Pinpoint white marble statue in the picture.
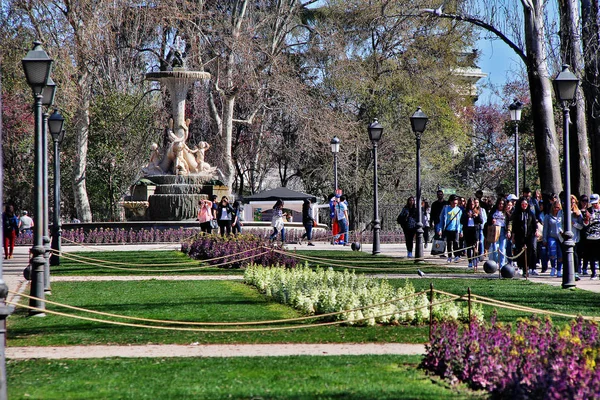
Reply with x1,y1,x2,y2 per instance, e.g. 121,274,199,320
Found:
145,118,216,177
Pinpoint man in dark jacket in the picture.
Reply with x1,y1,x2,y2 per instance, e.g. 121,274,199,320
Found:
430,190,447,236
507,197,538,276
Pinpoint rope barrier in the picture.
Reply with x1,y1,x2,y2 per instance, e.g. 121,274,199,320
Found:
10,289,429,326
56,250,270,272
6,296,456,333
54,246,263,267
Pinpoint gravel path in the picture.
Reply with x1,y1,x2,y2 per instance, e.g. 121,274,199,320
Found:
6,343,426,360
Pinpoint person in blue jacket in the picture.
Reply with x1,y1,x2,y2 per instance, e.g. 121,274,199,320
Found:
436,194,463,263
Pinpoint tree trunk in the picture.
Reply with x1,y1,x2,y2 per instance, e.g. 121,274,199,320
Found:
581,0,600,193
558,0,592,196
72,69,93,222
522,0,563,195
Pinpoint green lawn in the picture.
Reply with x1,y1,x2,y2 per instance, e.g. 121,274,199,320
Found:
7,355,482,399
54,249,476,275
8,280,429,346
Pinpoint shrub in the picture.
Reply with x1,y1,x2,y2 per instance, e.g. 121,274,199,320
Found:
244,264,482,326
422,315,600,399
181,234,297,269
14,227,198,246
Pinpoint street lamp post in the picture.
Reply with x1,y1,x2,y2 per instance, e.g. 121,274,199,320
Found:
41,77,56,292
368,119,383,255
509,99,523,195
330,136,340,192
48,110,65,267
553,64,579,289
410,107,429,261
22,41,53,315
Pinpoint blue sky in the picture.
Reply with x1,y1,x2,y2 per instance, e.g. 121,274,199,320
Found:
475,37,524,106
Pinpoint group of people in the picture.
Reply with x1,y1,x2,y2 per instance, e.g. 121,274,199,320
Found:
397,187,600,279
2,205,34,259
197,195,243,237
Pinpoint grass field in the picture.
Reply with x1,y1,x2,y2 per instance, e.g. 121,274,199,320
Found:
9,248,598,399
53,249,477,276
7,355,482,399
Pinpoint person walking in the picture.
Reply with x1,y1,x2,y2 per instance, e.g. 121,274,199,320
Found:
583,194,600,280
569,195,584,278
460,198,483,269
19,210,34,235
335,195,350,246
486,197,509,268
232,200,243,235
2,205,19,259
543,200,564,277
474,198,487,261
437,194,463,263
197,199,214,234
300,198,316,246
398,196,419,258
270,199,287,243
216,196,234,236
422,200,431,248
430,190,448,237
507,197,538,276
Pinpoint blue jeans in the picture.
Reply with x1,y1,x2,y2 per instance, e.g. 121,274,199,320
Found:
270,227,285,242
489,227,507,267
336,218,349,244
548,237,563,272
302,222,313,241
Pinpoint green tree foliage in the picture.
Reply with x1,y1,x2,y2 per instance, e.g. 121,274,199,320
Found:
87,92,158,220
1,92,34,210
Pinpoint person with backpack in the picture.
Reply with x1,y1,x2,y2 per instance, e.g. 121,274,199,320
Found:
2,205,19,259
398,196,419,258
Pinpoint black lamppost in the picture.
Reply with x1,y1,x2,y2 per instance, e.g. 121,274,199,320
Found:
509,99,523,195
48,110,65,267
410,107,429,261
41,77,56,293
330,136,340,192
553,64,579,289
22,41,53,315
368,119,383,255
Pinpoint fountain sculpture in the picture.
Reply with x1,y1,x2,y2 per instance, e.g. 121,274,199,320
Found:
122,39,228,221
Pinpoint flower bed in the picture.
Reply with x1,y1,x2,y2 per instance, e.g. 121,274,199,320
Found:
244,264,483,326
15,227,198,245
422,315,600,399
181,234,297,269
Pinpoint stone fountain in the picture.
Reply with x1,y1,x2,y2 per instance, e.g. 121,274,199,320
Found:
122,41,228,221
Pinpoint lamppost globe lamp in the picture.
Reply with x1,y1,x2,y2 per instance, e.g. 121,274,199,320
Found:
48,109,65,137
22,40,53,315
410,107,428,134
330,136,340,192
410,107,428,261
368,119,383,255
509,99,523,121
553,64,579,289
368,120,383,142
553,64,579,102
49,109,65,267
508,99,524,196
41,77,56,107
330,136,340,153
21,41,53,96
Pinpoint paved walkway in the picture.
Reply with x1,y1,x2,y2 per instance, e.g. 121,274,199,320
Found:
6,343,426,359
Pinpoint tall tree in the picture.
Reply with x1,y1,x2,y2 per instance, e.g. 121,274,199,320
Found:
425,0,567,196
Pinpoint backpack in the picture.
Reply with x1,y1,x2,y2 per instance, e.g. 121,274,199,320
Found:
4,214,18,234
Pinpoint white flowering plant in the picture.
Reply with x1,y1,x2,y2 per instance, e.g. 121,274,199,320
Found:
244,264,483,326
